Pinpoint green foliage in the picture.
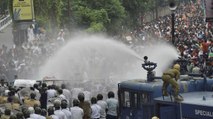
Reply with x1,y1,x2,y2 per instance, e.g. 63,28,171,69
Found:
33,0,63,31
72,0,126,35
0,0,8,13
86,22,106,33
121,0,157,29
6,0,165,35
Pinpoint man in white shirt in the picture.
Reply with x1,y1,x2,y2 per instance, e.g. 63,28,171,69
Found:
70,99,84,119
61,100,72,119
61,84,72,103
54,100,67,119
47,85,57,99
97,94,107,119
23,110,34,119
48,106,59,119
91,97,101,119
30,107,46,119
58,89,67,101
33,84,41,100
106,91,118,119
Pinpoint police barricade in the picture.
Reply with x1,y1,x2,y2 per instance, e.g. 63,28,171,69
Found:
0,15,12,31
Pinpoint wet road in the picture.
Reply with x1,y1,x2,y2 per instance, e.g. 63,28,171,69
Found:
0,25,14,48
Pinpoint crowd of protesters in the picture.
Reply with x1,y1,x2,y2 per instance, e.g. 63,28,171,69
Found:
125,1,213,76
0,24,66,83
0,79,119,119
0,1,212,84
0,0,213,118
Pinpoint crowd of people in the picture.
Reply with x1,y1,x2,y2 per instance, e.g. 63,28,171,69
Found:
126,1,213,76
0,80,119,119
0,25,66,83
0,0,213,118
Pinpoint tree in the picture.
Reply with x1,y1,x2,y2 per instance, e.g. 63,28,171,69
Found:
34,0,63,32
71,0,126,35
121,0,156,29
0,0,8,14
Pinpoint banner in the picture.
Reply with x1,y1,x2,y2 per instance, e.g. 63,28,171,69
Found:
13,0,34,21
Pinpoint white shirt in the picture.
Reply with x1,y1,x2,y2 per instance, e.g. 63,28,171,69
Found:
106,98,118,116
50,115,60,119
47,89,57,99
63,89,71,100
34,89,41,100
91,104,101,119
70,106,84,119
30,113,46,119
59,94,66,100
83,91,91,101
54,110,67,119
61,108,72,119
97,100,107,118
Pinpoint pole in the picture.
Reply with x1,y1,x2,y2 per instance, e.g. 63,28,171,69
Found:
171,12,175,45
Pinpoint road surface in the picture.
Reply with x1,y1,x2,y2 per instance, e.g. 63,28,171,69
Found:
0,24,14,48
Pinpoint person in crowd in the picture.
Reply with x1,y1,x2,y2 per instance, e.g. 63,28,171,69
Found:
162,64,183,101
1,109,11,119
151,116,159,119
28,107,35,118
41,109,47,117
106,91,118,119
40,83,48,109
23,110,32,119
33,84,41,100
9,115,17,119
78,92,91,119
97,94,107,119
5,94,20,111
47,106,59,119
58,89,66,101
70,99,84,119
47,85,57,99
30,107,46,119
24,93,40,107
61,100,72,119
54,100,67,119
16,112,24,119
61,84,71,106
91,97,101,119
0,90,8,104
192,64,201,74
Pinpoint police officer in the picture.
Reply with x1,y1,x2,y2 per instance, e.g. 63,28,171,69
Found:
78,92,91,119
24,93,40,107
162,64,183,101
1,109,11,119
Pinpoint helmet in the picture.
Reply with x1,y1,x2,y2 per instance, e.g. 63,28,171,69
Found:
152,116,159,119
173,64,180,71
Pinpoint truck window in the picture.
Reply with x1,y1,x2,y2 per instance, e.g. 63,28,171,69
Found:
132,93,138,108
140,92,151,105
124,91,130,107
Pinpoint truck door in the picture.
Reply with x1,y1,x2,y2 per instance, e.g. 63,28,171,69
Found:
119,90,132,119
160,106,176,119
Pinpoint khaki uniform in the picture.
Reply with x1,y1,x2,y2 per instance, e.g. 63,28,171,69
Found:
1,115,10,119
0,96,7,104
46,116,53,119
162,68,180,97
5,103,20,111
79,101,92,119
24,98,41,107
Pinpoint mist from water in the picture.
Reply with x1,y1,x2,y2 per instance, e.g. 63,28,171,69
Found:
38,34,179,96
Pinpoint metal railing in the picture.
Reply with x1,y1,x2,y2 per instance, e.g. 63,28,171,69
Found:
0,15,12,31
